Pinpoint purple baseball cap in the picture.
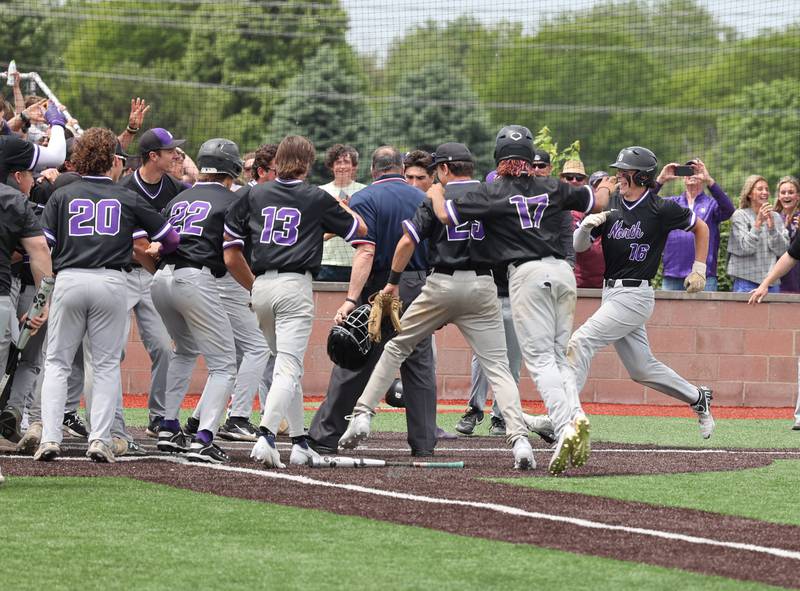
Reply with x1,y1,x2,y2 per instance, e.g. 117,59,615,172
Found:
138,127,186,155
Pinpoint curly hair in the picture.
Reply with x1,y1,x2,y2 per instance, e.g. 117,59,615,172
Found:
252,143,278,181
324,144,359,170
72,127,116,176
497,159,535,177
403,149,432,171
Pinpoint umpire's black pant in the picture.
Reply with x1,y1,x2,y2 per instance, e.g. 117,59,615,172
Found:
309,270,437,453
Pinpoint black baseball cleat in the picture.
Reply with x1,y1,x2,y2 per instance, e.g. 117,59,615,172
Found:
186,439,230,464
62,411,89,438
157,429,190,453
146,416,164,439
184,416,199,436
455,406,484,435
692,386,715,439
217,416,259,442
0,405,23,441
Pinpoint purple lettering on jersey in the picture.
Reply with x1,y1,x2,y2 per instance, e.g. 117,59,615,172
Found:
260,206,301,246
509,194,549,230
68,198,121,236
68,198,94,236
169,200,211,236
607,219,644,240
446,220,485,241
628,243,650,262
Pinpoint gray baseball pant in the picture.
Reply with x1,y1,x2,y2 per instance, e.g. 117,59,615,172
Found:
124,266,172,421
151,265,236,435
40,269,128,445
0,295,11,377
566,284,698,405
468,295,521,418
251,271,313,438
508,257,583,439
354,271,528,444
217,273,269,420
7,285,46,412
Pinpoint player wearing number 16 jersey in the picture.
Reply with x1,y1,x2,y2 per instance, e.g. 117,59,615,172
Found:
150,138,243,464
35,128,178,463
430,126,614,475
224,135,366,468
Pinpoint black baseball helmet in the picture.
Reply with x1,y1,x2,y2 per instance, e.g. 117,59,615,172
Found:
493,125,535,164
384,378,405,408
609,146,657,186
327,304,372,370
197,138,243,179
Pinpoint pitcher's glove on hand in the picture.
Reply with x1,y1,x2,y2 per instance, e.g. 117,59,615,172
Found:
684,261,707,293
367,292,403,342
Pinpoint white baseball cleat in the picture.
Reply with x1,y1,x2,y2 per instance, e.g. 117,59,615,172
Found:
571,413,591,468
33,441,62,462
17,421,43,454
512,437,535,470
86,439,116,463
250,434,286,469
549,424,578,476
522,413,556,445
338,412,374,449
289,439,321,466
692,386,715,439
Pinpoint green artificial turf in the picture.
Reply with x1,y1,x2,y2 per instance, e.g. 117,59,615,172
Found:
121,408,800,449
0,476,783,591
495,460,800,527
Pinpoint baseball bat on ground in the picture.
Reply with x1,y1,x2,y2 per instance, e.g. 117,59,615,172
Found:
309,456,465,469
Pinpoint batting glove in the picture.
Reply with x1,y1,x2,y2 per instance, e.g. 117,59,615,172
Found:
581,209,613,229
684,261,707,293
44,102,66,128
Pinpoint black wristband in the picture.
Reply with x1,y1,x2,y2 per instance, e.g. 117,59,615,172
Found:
387,269,402,285
345,297,358,306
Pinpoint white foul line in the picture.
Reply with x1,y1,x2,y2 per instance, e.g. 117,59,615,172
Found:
11,454,800,562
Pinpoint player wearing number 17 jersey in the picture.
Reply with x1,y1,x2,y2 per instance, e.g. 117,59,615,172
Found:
150,138,243,464
224,135,366,468
35,128,178,463
430,126,614,475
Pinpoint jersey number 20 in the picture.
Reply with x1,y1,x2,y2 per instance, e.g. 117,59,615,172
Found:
68,198,121,236
260,206,301,246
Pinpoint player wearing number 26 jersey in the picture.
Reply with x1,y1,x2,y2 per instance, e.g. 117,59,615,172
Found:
432,126,613,475
35,128,178,464
150,138,244,464
224,135,365,469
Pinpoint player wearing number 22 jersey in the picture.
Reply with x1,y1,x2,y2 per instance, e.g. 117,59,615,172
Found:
36,127,178,463
223,135,365,469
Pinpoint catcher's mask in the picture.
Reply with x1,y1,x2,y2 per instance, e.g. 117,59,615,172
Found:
327,304,372,370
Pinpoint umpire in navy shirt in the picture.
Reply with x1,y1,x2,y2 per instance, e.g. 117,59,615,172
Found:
309,146,437,455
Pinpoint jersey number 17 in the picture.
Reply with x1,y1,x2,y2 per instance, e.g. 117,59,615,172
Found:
509,194,549,229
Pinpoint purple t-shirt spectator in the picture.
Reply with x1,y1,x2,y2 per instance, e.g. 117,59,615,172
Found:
781,211,800,292
659,183,734,278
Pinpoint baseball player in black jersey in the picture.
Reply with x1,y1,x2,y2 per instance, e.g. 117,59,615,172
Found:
338,143,535,469
569,146,714,440
0,101,68,185
34,128,178,463
120,127,186,435
224,135,366,468
149,138,244,463
430,126,615,475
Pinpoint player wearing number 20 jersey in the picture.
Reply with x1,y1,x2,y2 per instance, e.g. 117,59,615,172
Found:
35,127,179,463
150,139,244,464
224,135,365,469
438,126,611,475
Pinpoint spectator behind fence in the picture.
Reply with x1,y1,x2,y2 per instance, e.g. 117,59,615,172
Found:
317,144,365,282
727,175,788,293
774,176,800,293
657,159,734,291
565,162,604,288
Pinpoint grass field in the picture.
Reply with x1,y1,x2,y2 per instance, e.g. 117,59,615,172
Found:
2,409,798,590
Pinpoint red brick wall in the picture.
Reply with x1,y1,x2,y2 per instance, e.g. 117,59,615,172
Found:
122,288,800,407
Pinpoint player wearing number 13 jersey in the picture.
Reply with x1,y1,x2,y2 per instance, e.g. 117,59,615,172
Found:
567,146,715,441
432,126,614,475
36,128,178,463
223,135,366,468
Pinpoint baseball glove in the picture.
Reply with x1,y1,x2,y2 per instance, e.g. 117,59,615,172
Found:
367,292,403,342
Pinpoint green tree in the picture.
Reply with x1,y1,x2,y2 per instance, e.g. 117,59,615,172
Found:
0,1,63,72
382,62,494,175
269,45,372,184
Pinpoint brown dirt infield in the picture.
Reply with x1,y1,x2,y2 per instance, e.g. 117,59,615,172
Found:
3,431,800,589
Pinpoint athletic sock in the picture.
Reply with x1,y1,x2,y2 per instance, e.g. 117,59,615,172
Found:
196,429,213,445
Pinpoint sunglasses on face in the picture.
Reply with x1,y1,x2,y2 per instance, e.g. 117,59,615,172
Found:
531,162,549,169
562,174,586,182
